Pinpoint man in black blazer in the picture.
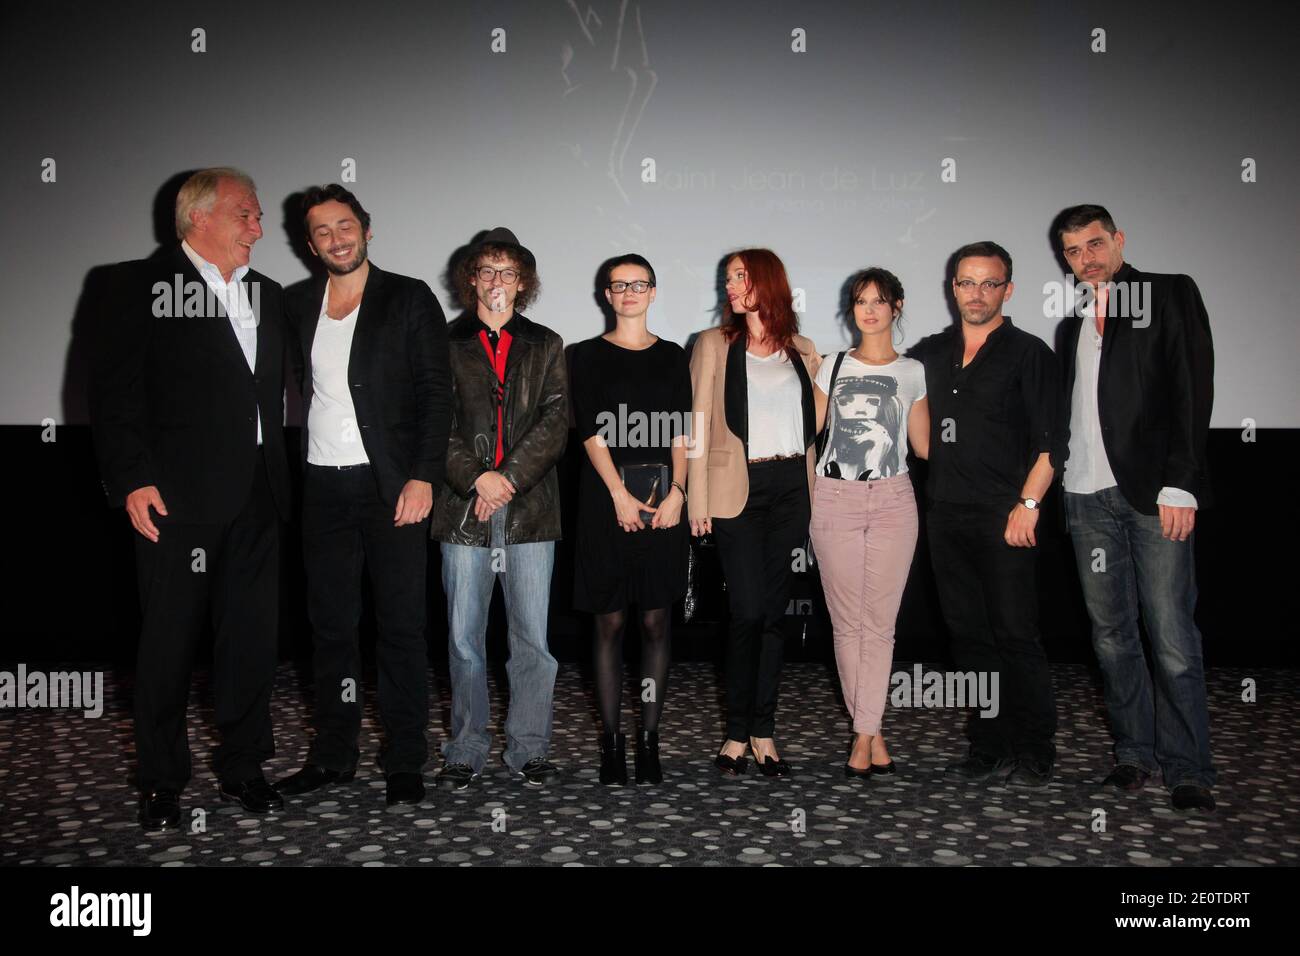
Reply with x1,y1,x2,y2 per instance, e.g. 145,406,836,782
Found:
1055,204,1216,812
276,185,451,808
92,167,293,829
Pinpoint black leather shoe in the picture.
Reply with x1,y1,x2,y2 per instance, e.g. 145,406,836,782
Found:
870,760,897,776
1103,765,1151,792
635,730,663,785
1006,757,1054,788
755,755,791,777
843,762,872,779
714,752,748,776
947,749,1016,782
1170,784,1216,812
274,763,356,796
138,789,181,831
385,772,426,807
218,776,284,813
599,732,628,786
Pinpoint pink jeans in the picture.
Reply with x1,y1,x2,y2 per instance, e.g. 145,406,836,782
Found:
809,474,919,735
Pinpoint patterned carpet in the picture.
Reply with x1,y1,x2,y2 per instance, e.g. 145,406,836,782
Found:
2,662,1296,867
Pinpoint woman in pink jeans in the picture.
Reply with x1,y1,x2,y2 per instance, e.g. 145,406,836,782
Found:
810,267,929,778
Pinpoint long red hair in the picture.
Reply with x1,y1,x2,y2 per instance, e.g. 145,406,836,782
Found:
720,248,799,350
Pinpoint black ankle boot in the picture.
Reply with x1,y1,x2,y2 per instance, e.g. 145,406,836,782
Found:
635,730,662,784
599,732,628,786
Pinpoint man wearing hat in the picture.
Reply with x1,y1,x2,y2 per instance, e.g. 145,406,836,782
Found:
430,228,569,789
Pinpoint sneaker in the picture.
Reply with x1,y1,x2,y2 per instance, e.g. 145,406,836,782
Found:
946,749,1016,782
435,763,480,792
512,758,561,787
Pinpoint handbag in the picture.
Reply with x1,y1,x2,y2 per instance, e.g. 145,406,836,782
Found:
618,462,669,524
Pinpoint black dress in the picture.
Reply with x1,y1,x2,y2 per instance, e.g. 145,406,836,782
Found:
571,336,692,614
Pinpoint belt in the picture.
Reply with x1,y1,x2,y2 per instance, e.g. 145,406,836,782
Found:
308,461,370,472
747,453,804,464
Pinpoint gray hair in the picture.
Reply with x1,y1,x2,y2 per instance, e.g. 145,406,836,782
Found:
174,167,257,239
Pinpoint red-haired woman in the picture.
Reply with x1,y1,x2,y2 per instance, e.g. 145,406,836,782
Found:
687,249,821,776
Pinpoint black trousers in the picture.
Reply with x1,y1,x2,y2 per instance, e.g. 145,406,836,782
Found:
302,464,430,775
133,450,279,792
711,458,809,741
926,500,1058,762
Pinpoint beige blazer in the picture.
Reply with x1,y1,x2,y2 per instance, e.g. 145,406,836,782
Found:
687,327,823,521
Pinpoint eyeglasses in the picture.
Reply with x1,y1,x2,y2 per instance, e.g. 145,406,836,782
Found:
608,280,653,294
476,266,519,284
954,279,1008,293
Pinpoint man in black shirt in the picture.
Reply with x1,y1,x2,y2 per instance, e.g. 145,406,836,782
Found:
911,241,1064,787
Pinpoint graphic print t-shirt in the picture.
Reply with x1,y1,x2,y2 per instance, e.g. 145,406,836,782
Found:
814,353,926,480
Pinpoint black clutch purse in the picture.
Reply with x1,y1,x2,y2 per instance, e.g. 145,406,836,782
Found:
618,462,669,524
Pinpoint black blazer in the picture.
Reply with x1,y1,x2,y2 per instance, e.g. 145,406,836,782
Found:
722,334,817,453
285,264,452,507
1058,261,1214,515
91,244,292,523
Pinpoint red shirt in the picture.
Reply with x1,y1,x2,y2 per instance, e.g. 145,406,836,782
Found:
478,325,513,467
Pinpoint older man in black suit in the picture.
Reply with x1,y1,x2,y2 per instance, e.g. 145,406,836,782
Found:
92,167,293,829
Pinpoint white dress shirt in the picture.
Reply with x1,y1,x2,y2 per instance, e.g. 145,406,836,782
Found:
181,239,262,445
1064,287,1196,508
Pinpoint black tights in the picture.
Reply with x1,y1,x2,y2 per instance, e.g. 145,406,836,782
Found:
592,607,671,734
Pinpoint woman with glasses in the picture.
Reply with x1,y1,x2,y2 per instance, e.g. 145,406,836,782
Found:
571,254,691,785
810,268,929,779
687,249,821,777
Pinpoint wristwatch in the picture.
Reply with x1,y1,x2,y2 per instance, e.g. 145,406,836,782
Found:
1019,497,1040,510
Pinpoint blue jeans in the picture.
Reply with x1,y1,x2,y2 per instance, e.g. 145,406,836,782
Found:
1065,487,1215,789
439,508,557,773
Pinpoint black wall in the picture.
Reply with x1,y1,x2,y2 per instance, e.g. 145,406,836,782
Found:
4,425,1293,669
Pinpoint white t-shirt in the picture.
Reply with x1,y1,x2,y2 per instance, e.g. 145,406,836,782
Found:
745,349,805,458
814,352,926,480
307,292,369,466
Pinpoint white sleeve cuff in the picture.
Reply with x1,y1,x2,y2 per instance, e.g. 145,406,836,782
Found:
1157,486,1198,509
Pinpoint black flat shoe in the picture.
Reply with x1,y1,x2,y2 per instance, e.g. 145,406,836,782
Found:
385,771,426,807
218,776,284,814
1103,765,1151,792
138,789,181,831
714,753,748,776
843,763,872,779
274,762,356,796
870,761,897,776
755,755,791,777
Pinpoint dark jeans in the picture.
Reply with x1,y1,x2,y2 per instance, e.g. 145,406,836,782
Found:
711,458,809,741
1065,487,1215,789
303,463,430,775
927,500,1058,763
133,450,279,792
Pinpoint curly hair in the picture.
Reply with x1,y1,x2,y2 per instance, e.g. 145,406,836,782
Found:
454,242,541,312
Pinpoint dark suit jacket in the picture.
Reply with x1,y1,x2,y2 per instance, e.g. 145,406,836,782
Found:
91,244,292,524
1058,261,1214,515
284,263,452,507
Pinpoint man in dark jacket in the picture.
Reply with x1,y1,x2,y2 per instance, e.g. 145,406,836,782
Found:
1055,204,1216,812
431,228,568,790
92,167,293,828
275,185,451,808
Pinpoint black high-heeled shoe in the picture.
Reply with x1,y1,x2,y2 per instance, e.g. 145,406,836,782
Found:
870,760,897,776
636,730,663,784
599,732,628,786
755,755,791,777
843,762,872,779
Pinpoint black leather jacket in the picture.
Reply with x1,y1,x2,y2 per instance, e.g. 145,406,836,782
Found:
430,311,568,546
